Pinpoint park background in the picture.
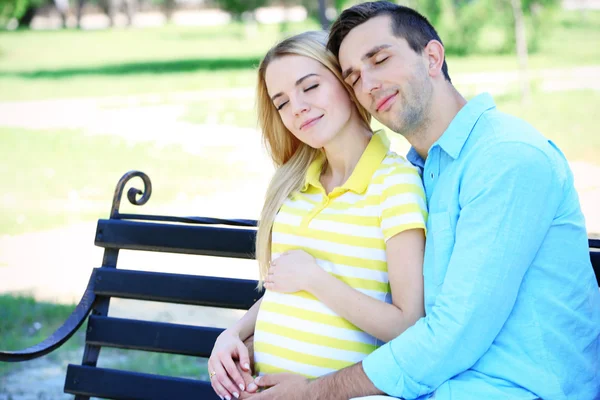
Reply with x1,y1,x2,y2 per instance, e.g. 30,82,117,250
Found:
1,0,599,397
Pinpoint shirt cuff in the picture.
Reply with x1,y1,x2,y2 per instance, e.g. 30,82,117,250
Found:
362,342,405,397
363,340,433,399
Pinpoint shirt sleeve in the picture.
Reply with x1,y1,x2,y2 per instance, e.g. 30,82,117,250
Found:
363,142,562,399
380,164,428,241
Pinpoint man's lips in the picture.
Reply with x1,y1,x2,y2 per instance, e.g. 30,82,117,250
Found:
376,92,398,112
300,115,323,130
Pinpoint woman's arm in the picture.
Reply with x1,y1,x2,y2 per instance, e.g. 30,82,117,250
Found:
227,297,263,342
209,298,263,399
308,228,425,343
265,228,425,343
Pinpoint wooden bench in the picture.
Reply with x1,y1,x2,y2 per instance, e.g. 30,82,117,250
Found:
1,170,599,399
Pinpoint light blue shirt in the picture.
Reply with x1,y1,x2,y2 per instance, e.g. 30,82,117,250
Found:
362,93,600,400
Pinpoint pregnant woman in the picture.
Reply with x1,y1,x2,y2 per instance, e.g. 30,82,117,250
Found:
208,30,427,400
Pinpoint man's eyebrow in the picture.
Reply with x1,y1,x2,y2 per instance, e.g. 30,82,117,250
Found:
364,44,392,60
342,44,392,80
271,73,319,101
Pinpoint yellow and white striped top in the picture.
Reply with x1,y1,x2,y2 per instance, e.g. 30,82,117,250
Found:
253,131,427,378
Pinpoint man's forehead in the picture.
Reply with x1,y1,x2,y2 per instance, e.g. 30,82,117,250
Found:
338,15,394,65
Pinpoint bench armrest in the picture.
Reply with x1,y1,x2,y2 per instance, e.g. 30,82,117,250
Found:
0,271,97,362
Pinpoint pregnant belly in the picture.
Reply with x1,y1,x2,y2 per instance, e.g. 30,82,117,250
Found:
253,291,379,378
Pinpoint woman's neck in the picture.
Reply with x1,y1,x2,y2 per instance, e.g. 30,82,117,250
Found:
320,121,373,193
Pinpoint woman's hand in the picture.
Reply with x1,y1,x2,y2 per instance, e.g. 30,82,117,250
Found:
208,329,254,399
264,250,324,293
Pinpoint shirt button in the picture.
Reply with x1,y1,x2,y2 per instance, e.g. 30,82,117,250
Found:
430,172,435,179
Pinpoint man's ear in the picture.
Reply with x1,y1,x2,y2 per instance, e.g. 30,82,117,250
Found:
424,40,445,78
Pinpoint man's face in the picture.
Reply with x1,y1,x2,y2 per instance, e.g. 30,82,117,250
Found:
338,15,433,136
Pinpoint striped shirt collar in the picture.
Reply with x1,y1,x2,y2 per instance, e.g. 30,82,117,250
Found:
302,130,390,194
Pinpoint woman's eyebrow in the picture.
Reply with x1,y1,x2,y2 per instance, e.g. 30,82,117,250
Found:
271,73,319,101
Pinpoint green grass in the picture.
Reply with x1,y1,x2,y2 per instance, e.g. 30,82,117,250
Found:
495,90,600,163
0,294,208,379
0,127,258,235
0,22,317,101
0,294,83,375
99,348,209,379
1,87,596,236
0,11,598,101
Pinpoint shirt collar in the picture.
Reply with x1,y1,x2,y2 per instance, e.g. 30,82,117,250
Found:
302,130,390,194
407,93,497,163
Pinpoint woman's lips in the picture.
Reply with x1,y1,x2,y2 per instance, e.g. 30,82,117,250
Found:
300,115,324,130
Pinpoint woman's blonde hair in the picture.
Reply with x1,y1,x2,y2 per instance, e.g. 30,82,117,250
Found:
255,30,371,287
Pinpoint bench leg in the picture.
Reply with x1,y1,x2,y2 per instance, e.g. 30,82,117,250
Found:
71,249,120,400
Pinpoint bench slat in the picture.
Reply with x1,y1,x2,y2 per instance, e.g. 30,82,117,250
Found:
87,316,222,357
95,219,256,258
64,365,218,399
591,250,600,286
94,268,261,309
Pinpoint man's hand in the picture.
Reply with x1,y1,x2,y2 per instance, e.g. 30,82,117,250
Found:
247,373,311,400
243,363,383,400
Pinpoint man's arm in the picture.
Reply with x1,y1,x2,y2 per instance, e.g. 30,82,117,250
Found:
360,142,562,398
251,362,384,400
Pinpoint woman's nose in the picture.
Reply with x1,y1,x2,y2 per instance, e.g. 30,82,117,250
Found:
292,100,310,116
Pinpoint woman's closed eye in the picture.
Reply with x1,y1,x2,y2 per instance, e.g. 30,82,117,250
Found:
276,101,288,111
375,56,389,65
304,84,319,92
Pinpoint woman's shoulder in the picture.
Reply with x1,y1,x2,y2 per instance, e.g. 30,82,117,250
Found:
376,151,421,177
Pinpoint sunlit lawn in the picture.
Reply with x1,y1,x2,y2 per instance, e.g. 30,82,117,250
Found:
0,11,598,101
0,126,259,235
0,10,598,236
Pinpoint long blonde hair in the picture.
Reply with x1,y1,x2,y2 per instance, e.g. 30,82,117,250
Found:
255,31,371,286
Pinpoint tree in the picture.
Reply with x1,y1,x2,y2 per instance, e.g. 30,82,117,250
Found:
511,0,531,103
213,0,268,21
1,0,44,28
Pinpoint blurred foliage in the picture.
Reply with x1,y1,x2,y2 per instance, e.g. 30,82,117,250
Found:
0,0,44,26
413,0,560,55
211,0,268,20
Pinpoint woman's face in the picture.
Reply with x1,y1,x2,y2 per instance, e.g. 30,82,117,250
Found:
265,54,355,149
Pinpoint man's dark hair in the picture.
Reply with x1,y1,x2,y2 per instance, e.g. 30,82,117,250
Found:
327,1,451,82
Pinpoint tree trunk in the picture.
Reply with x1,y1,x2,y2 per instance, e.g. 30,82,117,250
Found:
318,0,328,30
511,0,531,104
17,6,37,27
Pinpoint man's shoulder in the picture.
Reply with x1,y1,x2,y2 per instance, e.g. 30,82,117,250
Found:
468,109,564,166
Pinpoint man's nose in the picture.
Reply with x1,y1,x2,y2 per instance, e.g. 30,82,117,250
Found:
361,73,381,95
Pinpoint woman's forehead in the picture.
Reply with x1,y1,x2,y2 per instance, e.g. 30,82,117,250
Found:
265,55,329,91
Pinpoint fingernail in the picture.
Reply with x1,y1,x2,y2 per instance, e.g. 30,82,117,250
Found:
254,376,261,384
239,383,245,391
219,397,224,400
225,396,231,400
243,363,250,370
233,392,240,399
247,383,257,391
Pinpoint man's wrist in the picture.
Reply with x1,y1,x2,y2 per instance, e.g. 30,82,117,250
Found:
305,362,383,400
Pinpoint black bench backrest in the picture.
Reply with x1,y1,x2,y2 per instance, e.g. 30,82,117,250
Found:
64,218,259,400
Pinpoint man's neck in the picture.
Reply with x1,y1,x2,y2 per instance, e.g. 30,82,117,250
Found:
409,84,467,160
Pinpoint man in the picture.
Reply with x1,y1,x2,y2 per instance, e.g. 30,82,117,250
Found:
245,2,600,399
